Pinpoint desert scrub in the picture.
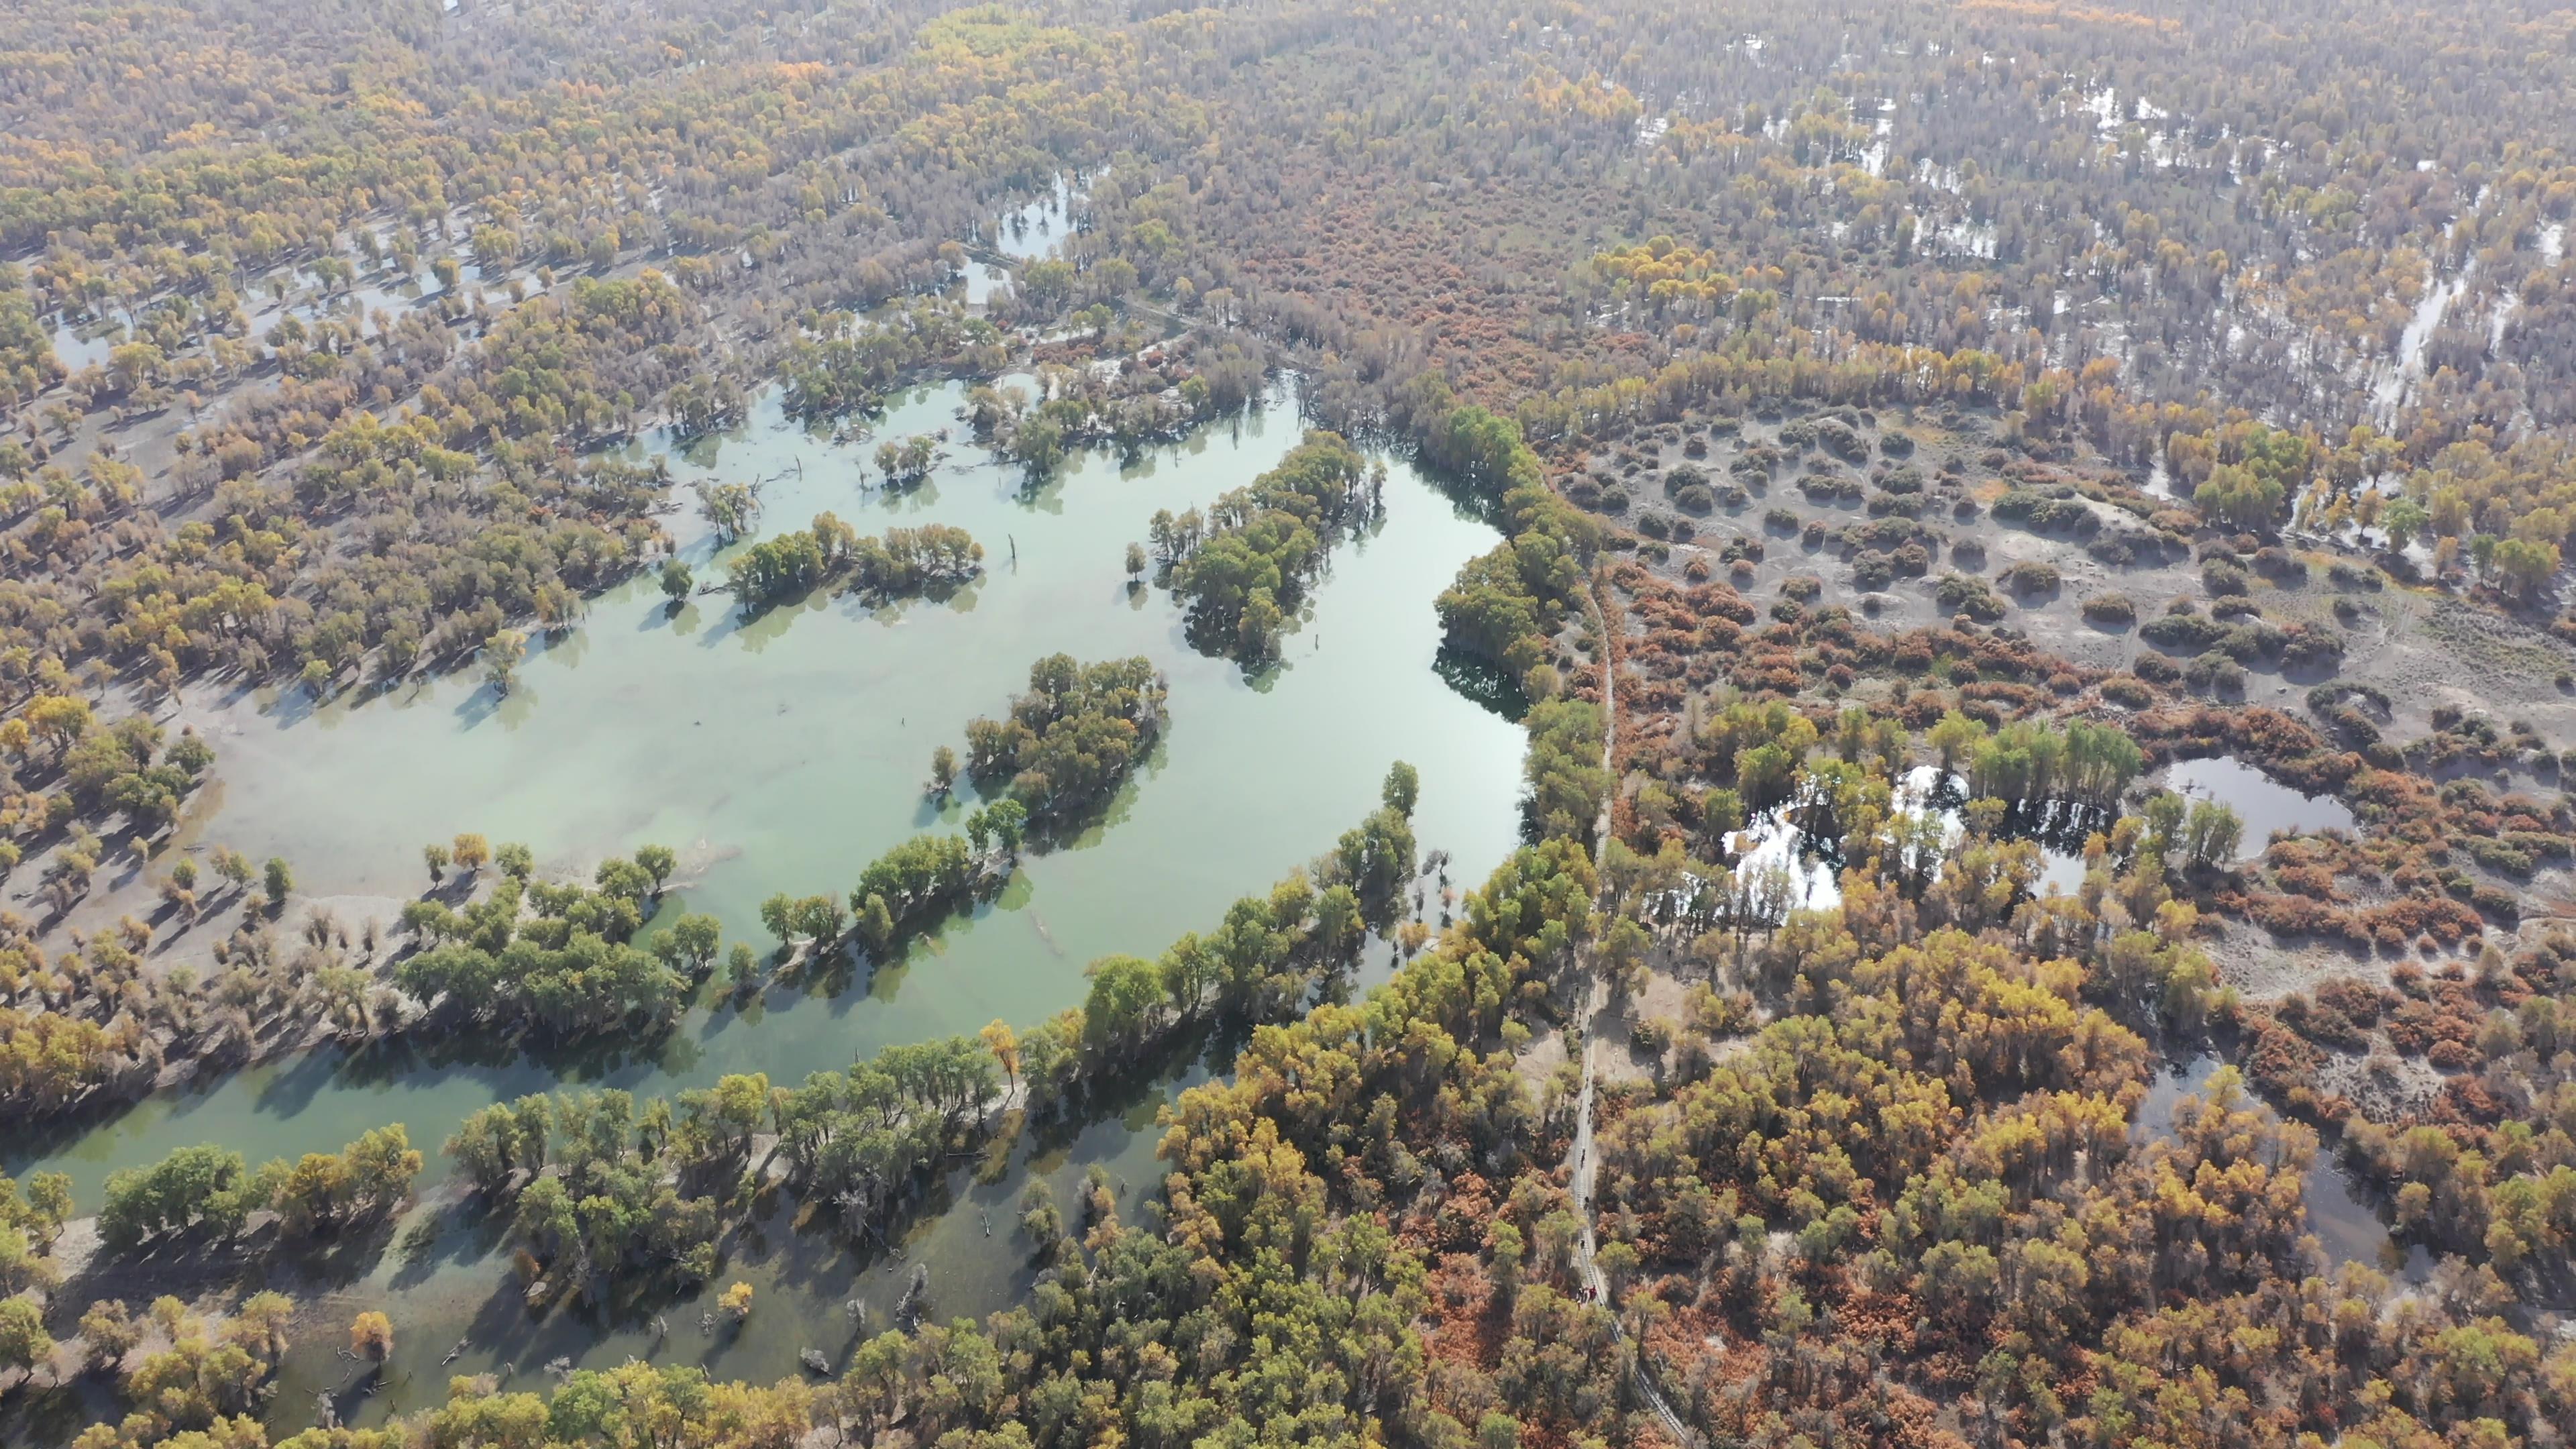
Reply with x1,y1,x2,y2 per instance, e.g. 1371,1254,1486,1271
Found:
2081,592,2137,625
1996,560,2060,595
1936,572,2006,622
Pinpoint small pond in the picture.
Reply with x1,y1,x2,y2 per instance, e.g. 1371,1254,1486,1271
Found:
2136,1054,2430,1283
2160,756,2355,858
1729,766,2092,910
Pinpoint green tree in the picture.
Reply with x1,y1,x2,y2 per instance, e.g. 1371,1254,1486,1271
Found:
483,628,529,694
658,912,721,976
2491,536,2559,598
2195,462,2286,531
2381,494,2430,552
1382,760,1420,817
2182,800,2243,868
1081,955,1162,1054
0,1297,53,1381
633,843,676,895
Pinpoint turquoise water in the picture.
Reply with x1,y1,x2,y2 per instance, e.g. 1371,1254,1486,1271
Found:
8,379,1532,1435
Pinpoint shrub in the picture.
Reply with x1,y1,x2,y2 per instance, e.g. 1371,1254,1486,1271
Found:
2141,611,2230,651
2184,649,2246,693
1817,419,1870,462
1997,560,2060,595
2278,626,2345,672
1992,489,2100,537
1935,573,2006,622
2088,534,2137,566
2081,593,2137,625
2253,546,2307,582
2101,675,2154,707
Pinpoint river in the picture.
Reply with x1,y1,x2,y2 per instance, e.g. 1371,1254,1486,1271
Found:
9,380,1530,1429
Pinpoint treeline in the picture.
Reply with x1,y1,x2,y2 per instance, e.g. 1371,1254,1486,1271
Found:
0,879,393,1122
1,274,705,733
1154,430,1378,660
778,296,1009,421
725,515,983,608
958,653,1167,820
395,841,693,1038
1,702,215,906
97,1126,421,1249
448,1081,762,1296
971,335,1273,475
761,800,1030,969
439,777,1422,1306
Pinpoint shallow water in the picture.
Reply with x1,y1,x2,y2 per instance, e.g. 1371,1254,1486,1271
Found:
991,175,1080,262
2135,1053,2428,1283
266,1038,1212,1430
16,382,1526,1206
50,315,120,372
1729,766,2089,909
2160,755,2355,857
8,380,1529,1438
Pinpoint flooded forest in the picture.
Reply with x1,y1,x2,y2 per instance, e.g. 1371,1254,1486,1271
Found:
2,3,2575,1449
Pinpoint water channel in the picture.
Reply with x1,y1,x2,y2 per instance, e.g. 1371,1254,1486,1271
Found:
9,380,1532,1427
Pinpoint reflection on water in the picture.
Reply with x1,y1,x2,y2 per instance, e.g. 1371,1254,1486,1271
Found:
2161,756,2355,857
50,315,120,372
991,174,1083,262
17,381,1525,1210
264,1034,1220,1430
2135,1053,2429,1283
1729,766,2093,910
7,377,1529,1444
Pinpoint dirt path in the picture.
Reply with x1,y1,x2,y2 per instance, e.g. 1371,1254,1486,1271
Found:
1565,574,1696,1448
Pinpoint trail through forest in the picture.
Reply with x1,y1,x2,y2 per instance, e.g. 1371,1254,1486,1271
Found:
1565,578,1695,1448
